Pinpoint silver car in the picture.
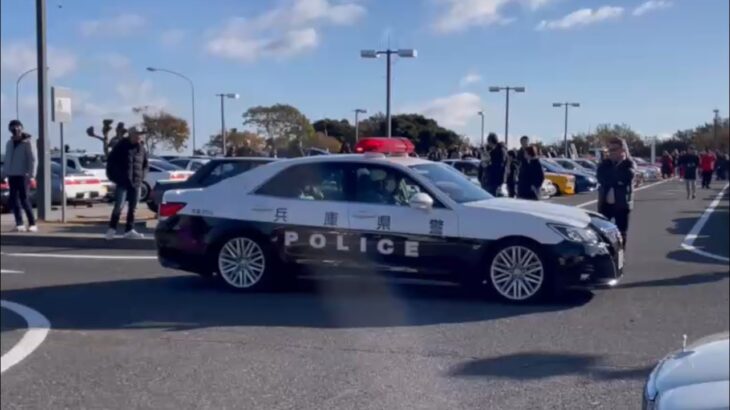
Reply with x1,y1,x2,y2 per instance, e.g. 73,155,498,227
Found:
643,332,729,410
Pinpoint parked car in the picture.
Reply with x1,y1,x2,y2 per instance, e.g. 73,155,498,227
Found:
168,157,211,172
643,332,729,410
540,179,557,199
141,159,195,202
634,157,662,182
573,158,598,172
51,153,112,196
51,162,107,205
541,159,598,193
147,157,276,212
553,158,596,176
442,159,481,186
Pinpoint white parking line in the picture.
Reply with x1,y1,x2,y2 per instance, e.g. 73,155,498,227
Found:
0,252,156,260
1,300,51,374
0,269,25,275
680,183,730,262
574,179,670,208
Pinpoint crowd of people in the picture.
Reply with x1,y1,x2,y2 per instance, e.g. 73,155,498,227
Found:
661,147,728,199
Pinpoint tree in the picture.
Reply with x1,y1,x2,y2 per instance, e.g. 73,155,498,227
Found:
312,118,355,145
306,132,342,152
206,128,266,156
242,104,314,150
134,107,190,154
353,113,462,153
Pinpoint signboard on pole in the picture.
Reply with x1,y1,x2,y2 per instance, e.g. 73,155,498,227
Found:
51,86,72,223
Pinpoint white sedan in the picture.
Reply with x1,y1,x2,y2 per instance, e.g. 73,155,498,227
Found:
141,159,194,201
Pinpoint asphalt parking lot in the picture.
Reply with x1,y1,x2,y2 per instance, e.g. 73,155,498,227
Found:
1,179,728,409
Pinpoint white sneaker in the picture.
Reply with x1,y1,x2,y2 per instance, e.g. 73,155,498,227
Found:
28,225,38,233
123,230,144,239
105,228,116,240
15,225,27,232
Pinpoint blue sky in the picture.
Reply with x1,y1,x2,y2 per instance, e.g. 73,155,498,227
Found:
1,0,728,153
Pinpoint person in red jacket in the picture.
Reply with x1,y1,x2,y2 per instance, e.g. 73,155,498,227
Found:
700,148,716,189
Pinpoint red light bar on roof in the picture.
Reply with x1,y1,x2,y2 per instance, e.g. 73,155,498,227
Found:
354,137,414,154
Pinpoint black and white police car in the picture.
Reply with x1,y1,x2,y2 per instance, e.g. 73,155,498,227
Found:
155,141,624,303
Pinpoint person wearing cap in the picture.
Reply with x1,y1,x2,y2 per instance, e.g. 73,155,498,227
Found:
105,127,149,239
3,120,38,232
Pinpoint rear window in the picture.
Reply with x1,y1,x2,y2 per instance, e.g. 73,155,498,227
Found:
150,160,184,171
78,155,106,169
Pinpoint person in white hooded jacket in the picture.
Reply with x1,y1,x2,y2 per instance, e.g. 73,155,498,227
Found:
3,120,38,232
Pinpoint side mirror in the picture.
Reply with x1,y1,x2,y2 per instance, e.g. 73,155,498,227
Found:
409,192,433,211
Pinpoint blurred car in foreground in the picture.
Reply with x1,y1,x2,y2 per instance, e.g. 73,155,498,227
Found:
147,157,276,212
643,332,729,410
442,159,481,186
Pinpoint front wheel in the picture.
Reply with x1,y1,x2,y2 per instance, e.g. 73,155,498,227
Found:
487,241,550,303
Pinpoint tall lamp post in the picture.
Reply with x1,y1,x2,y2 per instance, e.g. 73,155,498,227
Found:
360,48,417,138
489,86,525,147
35,0,51,220
552,102,581,158
216,93,239,156
477,110,485,148
354,108,367,142
146,67,197,153
713,109,720,143
16,67,49,120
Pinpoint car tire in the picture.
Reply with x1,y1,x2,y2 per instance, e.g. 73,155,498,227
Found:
484,239,552,304
146,201,158,213
139,182,151,202
212,234,276,292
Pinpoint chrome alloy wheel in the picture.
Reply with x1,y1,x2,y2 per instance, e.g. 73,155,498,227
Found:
490,246,544,301
218,238,266,289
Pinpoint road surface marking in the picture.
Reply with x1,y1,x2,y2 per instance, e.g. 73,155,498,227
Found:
0,269,24,275
680,183,730,262
0,252,156,260
575,179,670,208
1,300,51,374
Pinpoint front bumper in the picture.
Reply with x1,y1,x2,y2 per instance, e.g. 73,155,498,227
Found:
548,222,624,288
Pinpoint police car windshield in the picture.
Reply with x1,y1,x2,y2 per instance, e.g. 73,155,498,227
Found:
410,163,492,203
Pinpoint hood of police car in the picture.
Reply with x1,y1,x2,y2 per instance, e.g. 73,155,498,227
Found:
463,198,591,227
649,333,729,407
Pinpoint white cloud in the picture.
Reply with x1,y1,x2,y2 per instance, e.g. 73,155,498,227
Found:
433,0,558,33
79,13,145,37
0,42,78,78
159,29,186,47
536,6,624,31
97,52,130,70
206,0,365,62
459,72,482,88
632,0,671,17
402,92,482,129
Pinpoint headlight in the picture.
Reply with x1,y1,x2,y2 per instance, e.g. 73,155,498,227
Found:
548,224,600,244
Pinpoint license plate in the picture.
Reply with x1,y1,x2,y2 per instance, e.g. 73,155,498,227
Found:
617,249,624,270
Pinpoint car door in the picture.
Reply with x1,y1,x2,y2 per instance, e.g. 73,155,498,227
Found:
347,163,459,274
251,162,353,265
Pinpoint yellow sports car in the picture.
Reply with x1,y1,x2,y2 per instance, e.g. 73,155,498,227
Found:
544,172,575,195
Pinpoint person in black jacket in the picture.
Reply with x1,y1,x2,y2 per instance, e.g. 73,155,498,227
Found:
517,146,544,200
505,150,519,198
677,146,700,199
479,133,508,196
105,127,149,239
596,138,636,248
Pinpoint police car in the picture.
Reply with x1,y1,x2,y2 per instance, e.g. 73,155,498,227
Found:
155,139,624,303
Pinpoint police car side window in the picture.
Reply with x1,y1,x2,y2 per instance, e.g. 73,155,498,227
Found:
353,165,438,207
256,164,346,201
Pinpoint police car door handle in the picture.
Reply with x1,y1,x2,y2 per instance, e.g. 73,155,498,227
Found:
353,211,377,219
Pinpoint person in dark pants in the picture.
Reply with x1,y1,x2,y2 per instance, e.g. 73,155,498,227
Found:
505,150,518,198
597,138,636,248
517,146,544,200
678,146,700,199
105,127,149,239
3,120,37,232
699,148,716,189
479,133,508,196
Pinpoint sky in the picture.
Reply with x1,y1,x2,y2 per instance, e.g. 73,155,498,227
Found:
1,0,728,154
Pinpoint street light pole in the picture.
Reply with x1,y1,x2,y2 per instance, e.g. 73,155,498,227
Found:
361,48,417,138
552,102,581,158
713,109,720,143
216,93,240,156
36,0,51,220
478,111,485,148
489,86,525,147
16,68,40,120
354,108,367,142
146,67,197,153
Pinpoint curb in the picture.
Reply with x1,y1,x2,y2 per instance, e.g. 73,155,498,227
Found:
1,233,155,250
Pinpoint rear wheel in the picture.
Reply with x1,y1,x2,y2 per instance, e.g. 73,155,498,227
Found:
486,240,551,303
214,235,272,291
139,182,151,202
